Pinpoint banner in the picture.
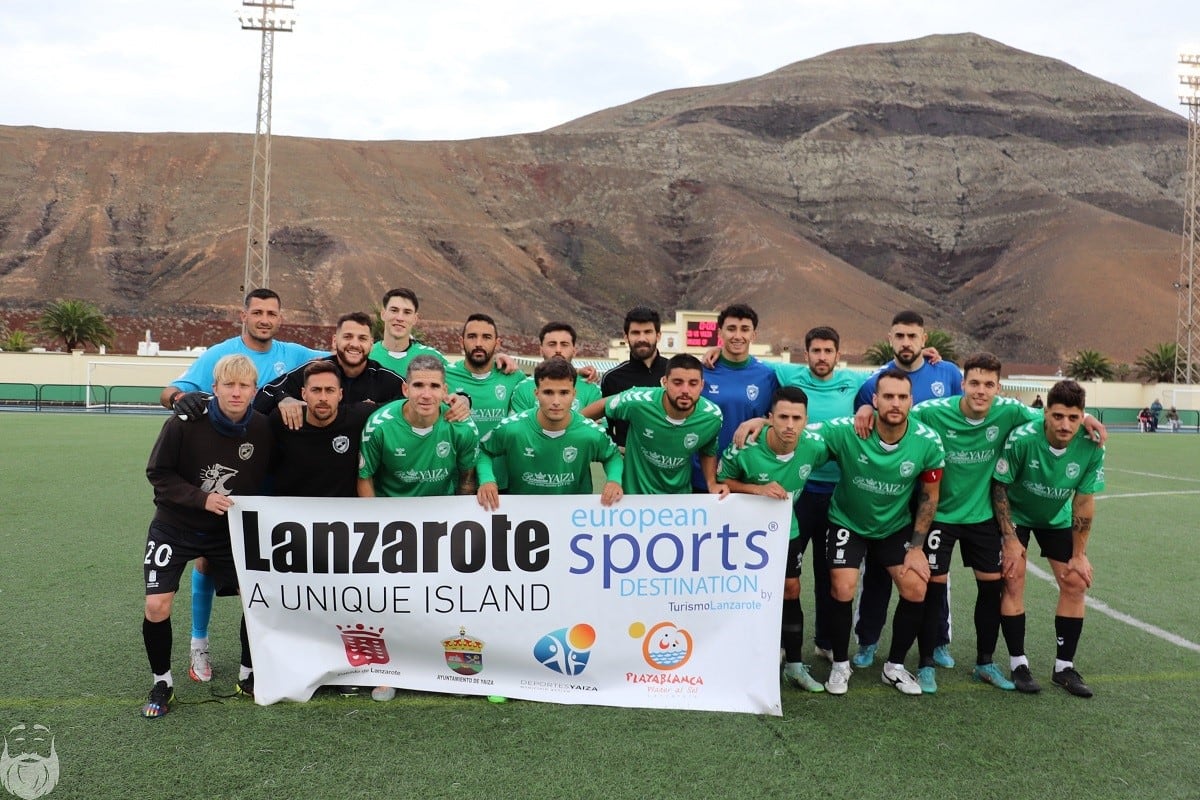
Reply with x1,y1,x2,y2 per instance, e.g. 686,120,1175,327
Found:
229,493,791,715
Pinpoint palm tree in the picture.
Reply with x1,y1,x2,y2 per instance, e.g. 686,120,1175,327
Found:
1064,349,1115,381
1,328,33,351
862,341,893,366
37,299,115,351
1134,342,1177,383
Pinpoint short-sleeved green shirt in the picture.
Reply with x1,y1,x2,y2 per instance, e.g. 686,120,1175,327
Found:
993,422,1106,529
510,374,602,415
911,396,1041,524
718,428,829,538
358,399,479,497
368,340,447,378
477,409,622,494
444,361,527,438
818,416,946,539
603,387,723,495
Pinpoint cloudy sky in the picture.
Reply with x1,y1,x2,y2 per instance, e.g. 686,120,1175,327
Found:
2,0,1195,141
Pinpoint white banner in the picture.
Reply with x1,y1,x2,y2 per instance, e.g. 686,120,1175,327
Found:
229,493,790,715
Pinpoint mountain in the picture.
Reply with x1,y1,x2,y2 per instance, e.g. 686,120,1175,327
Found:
0,33,1187,363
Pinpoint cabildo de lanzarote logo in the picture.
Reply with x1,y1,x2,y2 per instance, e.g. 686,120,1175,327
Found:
337,623,390,667
1,723,59,799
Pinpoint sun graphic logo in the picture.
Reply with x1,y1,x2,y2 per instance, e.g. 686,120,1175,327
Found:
533,624,596,676
1,723,59,799
630,621,694,670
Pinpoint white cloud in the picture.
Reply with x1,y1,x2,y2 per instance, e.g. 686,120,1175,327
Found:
0,0,1190,140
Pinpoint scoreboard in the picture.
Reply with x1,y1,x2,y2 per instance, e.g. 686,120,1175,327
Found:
685,320,719,348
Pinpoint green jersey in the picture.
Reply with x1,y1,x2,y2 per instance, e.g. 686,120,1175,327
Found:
444,361,526,437
772,364,865,484
603,387,723,494
368,340,447,378
911,396,1041,524
358,399,479,497
717,428,829,539
993,422,1105,529
818,416,946,539
510,374,602,415
477,409,622,494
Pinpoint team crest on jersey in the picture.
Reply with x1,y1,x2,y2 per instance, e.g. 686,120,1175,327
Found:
931,382,946,397
986,426,1000,442
563,446,579,463
273,360,287,377
746,384,759,401
1066,463,1080,479
684,433,699,449
332,435,350,454
437,441,451,458
995,457,1009,475
238,443,255,461
495,385,507,400
899,460,915,477
798,465,812,479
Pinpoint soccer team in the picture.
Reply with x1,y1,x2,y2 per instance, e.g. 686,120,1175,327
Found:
138,288,1107,718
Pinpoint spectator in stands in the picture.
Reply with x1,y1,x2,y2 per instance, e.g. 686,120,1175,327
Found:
1138,407,1153,433
1031,394,1044,409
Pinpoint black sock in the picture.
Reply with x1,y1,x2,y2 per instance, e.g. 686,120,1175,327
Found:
781,599,804,663
1000,613,1026,658
1055,615,1083,662
916,583,946,667
144,616,172,677
974,578,1003,665
830,599,853,662
887,597,924,665
240,615,253,670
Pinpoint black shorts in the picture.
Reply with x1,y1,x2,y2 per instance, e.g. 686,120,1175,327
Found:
793,488,832,565
826,525,910,570
786,535,803,579
143,519,239,596
1015,525,1073,563
926,520,1002,576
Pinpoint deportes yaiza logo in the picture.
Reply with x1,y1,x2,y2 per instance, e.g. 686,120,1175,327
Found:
337,624,390,667
562,446,578,464
443,627,484,675
436,441,452,458
683,433,699,449
899,460,915,478
632,621,694,670
1,723,59,799
1066,463,1080,479
534,624,597,676
332,435,350,454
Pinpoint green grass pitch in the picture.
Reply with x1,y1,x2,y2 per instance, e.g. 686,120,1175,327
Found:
0,414,1197,799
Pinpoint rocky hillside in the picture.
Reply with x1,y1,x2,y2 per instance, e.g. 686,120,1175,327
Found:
0,33,1187,363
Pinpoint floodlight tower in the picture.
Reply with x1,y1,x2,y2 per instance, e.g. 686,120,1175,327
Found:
239,1,295,293
1176,54,1200,384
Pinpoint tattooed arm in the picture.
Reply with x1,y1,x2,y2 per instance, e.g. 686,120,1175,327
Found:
1066,492,1095,588
991,480,1026,579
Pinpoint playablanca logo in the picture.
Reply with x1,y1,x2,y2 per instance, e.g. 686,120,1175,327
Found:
636,621,693,670
533,624,596,676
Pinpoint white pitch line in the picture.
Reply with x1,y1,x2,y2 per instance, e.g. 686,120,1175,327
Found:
1025,561,1200,653
1107,468,1200,483
1096,490,1200,500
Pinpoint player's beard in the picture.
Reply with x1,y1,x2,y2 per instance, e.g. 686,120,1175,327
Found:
309,402,336,423
666,393,694,414
630,341,656,361
466,347,494,369
337,344,367,368
809,360,833,378
894,347,919,367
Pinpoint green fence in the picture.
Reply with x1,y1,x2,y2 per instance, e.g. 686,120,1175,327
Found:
0,383,167,413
